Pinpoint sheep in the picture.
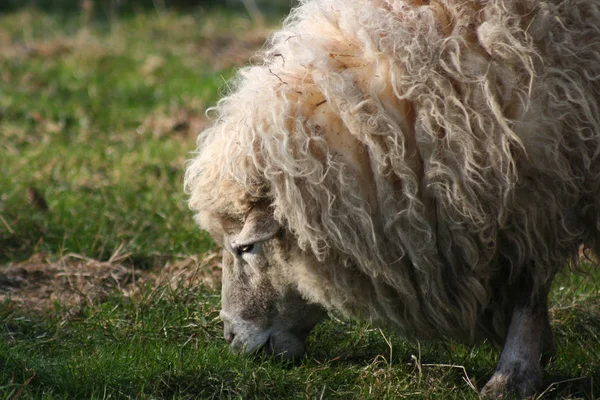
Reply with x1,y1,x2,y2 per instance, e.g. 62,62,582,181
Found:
184,0,600,396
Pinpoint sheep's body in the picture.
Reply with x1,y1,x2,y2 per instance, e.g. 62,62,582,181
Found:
185,0,600,395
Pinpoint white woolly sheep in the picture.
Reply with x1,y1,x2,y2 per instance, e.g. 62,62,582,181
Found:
184,0,600,397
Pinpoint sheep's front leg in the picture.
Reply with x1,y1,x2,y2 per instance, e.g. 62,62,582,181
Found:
481,293,552,398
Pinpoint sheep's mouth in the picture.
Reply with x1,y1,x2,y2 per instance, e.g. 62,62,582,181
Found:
224,310,322,360
261,330,309,361
238,336,282,359
229,328,307,358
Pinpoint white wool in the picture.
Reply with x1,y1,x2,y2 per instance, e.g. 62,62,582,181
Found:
185,0,600,340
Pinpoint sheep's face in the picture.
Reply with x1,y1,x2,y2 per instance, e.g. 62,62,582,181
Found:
212,204,326,360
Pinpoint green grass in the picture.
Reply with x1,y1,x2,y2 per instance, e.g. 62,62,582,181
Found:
0,4,599,400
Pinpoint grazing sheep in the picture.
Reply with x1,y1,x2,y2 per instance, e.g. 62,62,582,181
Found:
184,0,600,396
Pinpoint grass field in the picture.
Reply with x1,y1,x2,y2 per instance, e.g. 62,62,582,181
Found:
0,2,599,399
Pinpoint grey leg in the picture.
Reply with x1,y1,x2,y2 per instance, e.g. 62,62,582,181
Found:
481,292,551,398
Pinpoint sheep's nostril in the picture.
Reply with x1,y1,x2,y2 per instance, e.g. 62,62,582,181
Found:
223,319,235,343
223,320,235,344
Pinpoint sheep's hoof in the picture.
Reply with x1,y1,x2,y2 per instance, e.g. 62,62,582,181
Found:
481,366,542,399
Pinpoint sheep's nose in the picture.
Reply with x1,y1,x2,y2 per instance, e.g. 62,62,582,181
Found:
223,320,235,344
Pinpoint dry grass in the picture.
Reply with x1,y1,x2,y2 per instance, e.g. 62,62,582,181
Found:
196,28,270,70
138,103,209,139
0,250,222,313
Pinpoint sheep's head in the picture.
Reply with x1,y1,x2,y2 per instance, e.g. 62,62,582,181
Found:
183,58,358,359
199,200,327,360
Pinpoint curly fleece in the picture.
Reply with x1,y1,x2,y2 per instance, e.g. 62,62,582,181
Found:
185,0,600,341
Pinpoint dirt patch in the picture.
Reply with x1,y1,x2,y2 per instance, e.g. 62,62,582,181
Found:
0,28,107,62
0,251,222,313
197,29,270,70
138,104,209,139
0,37,74,60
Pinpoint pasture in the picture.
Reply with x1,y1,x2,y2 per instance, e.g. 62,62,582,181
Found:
0,2,599,399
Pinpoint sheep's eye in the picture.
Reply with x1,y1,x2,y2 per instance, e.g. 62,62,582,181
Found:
236,244,254,256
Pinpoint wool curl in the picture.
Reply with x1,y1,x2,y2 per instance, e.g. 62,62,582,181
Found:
185,0,600,341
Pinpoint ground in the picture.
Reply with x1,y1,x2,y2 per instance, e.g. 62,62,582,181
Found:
0,2,599,399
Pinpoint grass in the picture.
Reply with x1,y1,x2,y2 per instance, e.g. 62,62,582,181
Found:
0,3,599,399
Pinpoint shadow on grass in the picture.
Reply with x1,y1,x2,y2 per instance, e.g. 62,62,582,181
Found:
156,364,298,399
540,368,600,399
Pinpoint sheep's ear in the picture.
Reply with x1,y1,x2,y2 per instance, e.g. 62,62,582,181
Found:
234,205,280,246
